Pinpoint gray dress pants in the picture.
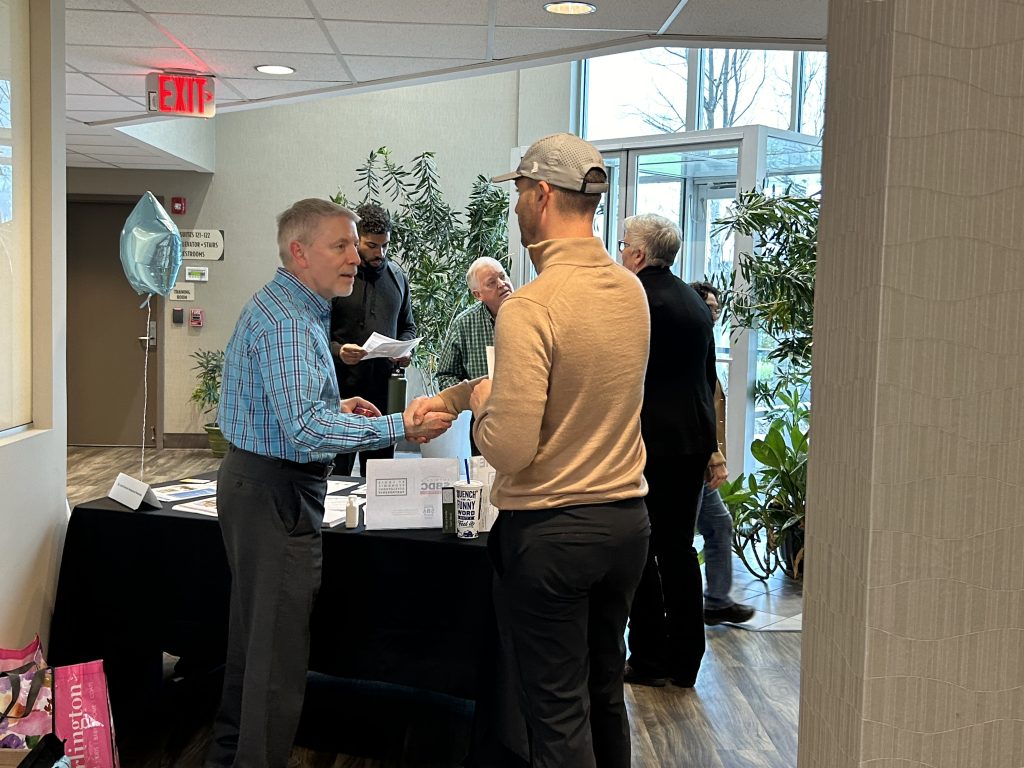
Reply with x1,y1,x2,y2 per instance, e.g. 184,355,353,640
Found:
205,447,328,768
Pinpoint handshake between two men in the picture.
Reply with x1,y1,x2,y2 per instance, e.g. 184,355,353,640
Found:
339,393,463,444
342,376,493,445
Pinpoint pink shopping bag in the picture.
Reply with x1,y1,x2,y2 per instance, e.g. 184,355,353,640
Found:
53,661,119,768
0,636,45,673
0,636,54,752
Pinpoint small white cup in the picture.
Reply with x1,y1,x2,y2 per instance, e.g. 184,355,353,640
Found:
452,481,483,539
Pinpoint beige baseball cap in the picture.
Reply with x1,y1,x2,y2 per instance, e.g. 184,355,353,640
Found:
491,132,609,194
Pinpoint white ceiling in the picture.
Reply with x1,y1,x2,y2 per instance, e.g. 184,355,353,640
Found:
65,0,827,171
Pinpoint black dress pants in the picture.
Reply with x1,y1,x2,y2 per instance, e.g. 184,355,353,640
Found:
627,451,710,684
491,499,649,768
205,448,328,768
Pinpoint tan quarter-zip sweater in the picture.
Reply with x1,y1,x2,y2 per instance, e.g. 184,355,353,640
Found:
439,237,650,510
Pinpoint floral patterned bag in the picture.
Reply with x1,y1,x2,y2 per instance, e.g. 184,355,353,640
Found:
0,637,54,751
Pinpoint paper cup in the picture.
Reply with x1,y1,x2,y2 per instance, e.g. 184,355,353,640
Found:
453,480,483,539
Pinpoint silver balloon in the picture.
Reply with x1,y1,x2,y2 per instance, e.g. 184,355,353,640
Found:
119,191,182,303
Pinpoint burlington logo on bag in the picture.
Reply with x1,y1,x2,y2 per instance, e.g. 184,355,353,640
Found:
54,661,120,768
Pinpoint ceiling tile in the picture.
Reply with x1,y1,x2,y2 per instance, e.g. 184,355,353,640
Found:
151,14,333,54
66,1,132,10
135,0,313,17
66,93,141,111
192,49,350,81
67,45,202,75
70,144,164,156
345,56,486,83
495,0,677,31
91,74,148,97
67,159,121,167
66,9,172,47
668,0,827,40
221,78,345,100
113,160,193,168
323,21,488,59
311,0,489,25
66,109,146,122
66,72,120,96
66,132,144,146
492,27,639,59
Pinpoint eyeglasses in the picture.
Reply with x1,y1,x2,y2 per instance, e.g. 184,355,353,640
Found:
617,240,632,253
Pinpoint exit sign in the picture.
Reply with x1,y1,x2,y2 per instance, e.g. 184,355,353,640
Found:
145,72,216,118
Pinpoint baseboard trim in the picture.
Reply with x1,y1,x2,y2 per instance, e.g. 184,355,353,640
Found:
163,433,209,449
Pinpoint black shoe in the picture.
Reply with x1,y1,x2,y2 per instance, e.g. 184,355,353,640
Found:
704,603,755,625
623,663,668,687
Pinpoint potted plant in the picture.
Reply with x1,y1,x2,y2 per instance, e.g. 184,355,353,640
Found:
718,390,808,579
189,348,228,457
332,147,510,395
713,189,818,579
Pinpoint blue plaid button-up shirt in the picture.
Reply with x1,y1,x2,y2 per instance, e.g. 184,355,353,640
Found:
218,267,402,463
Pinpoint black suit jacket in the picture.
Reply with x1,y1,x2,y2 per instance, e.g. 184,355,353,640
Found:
637,266,718,458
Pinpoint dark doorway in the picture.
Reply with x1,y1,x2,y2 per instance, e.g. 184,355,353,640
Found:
67,198,162,447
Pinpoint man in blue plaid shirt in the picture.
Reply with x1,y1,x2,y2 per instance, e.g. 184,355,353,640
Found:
206,198,453,768
436,257,513,454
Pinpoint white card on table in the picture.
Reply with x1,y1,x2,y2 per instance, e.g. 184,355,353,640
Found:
108,472,161,510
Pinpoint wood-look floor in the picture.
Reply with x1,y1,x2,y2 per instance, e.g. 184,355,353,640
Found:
67,447,802,768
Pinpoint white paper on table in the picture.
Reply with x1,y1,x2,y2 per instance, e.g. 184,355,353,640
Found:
363,458,460,530
172,496,219,517
468,456,499,532
360,331,422,361
327,480,359,496
153,482,217,502
486,345,495,379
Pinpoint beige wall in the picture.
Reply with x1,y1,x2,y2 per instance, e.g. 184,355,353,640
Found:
67,63,572,435
799,0,1024,766
0,0,66,647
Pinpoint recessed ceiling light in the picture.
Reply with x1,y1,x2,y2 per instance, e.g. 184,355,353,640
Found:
255,64,295,75
544,2,597,14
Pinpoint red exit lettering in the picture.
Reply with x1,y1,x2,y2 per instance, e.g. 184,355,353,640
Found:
153,74,216,118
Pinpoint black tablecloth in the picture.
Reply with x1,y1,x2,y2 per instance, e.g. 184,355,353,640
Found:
49,478,494,719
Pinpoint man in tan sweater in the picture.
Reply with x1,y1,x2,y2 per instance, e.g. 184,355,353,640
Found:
412,133,650,768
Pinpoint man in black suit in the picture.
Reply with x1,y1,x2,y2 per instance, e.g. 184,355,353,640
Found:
620,213,719,688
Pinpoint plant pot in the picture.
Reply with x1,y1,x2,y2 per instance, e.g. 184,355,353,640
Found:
779,525,805,580
204,423,229,458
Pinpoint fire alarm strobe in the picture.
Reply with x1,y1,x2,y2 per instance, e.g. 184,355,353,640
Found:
171,197,187,215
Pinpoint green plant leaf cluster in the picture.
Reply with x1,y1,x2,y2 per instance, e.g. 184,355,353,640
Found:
332,147,510,394
712,189,817,579
713,189,818,382
189,348,224,420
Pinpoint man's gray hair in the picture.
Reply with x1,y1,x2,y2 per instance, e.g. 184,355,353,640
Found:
466,256,506,291
624,213,681,268
276,198,359,264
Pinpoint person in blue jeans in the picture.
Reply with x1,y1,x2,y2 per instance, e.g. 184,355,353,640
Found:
691,281,755,626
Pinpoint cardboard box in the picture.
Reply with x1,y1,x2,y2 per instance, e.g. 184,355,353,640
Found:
0,748,30,767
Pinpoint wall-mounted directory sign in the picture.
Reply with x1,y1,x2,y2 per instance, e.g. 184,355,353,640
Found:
179,230,224,261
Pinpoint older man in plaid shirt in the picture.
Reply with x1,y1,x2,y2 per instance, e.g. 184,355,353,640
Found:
437,256,513,454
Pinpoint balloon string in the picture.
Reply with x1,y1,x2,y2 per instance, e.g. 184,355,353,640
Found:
140,302,151,480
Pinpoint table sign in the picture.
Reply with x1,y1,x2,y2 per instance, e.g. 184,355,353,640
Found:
364,458,459,530
107,472,160,510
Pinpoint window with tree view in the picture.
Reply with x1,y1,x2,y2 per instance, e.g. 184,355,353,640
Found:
583,46,826,140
